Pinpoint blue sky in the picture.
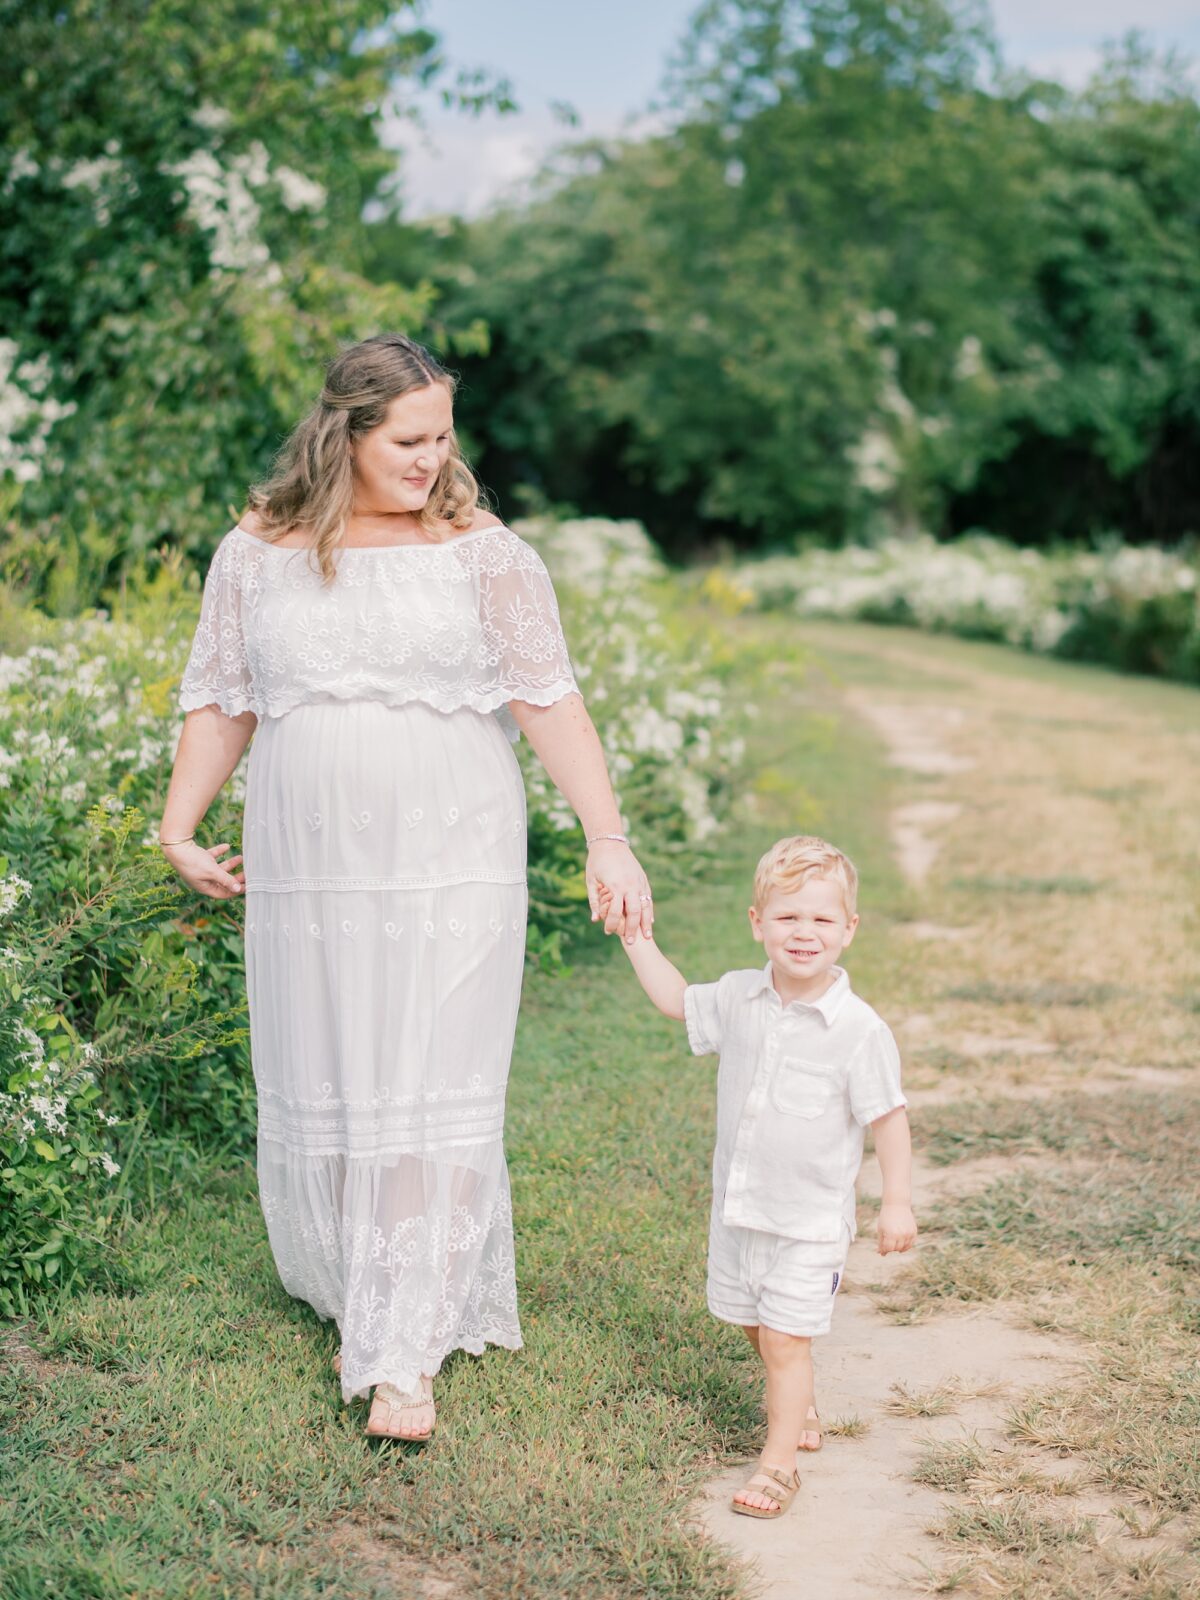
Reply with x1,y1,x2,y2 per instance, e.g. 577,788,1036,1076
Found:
391,0,1200,217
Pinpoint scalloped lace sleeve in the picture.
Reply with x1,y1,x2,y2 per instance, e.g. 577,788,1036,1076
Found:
474,532,581,708
177,534,261,718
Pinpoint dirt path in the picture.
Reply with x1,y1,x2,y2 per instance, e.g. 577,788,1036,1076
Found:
695,622,1199,1599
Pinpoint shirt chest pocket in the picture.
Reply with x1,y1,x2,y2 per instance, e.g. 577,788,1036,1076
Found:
771,1056,837,1119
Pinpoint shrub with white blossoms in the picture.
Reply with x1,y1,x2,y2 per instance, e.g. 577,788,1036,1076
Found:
0,338,77,485
723,533,1200,684
0,872,125,1316
162,108,327,282
515,516,746,863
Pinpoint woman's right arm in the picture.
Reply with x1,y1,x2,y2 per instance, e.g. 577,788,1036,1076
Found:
158,705,257,898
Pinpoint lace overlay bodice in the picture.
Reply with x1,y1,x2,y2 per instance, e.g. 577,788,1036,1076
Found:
176,523,580,738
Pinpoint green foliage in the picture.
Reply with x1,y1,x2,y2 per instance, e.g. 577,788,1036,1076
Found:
0,891,124,1318
726,531,1200,682
0,0,505,602
421,3,1200,552
0,592,255,1159
0,515,749,1302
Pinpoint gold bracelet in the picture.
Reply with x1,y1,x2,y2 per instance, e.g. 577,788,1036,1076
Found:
158,834,196,848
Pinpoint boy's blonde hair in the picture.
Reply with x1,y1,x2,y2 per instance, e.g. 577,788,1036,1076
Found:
752,835,858,918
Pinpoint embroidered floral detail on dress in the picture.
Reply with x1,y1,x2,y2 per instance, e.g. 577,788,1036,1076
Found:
176,525,580,735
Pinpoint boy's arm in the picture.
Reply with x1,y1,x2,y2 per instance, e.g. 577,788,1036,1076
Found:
872,1106,917,1256
598,885,687,1020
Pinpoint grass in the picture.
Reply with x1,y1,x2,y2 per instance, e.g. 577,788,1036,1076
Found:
948,875,1105,896
6,611,1200,1597
803,621,1200,1598
0,627,908,1600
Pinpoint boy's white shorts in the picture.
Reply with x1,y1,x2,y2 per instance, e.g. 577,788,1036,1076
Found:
707,1210,852,1337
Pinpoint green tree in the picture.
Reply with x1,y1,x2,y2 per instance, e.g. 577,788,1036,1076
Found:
949,39,1200,543
420,2,1199,552
0,0,502,607
429,0,1042,551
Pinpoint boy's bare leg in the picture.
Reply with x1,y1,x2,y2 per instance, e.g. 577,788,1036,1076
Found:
740,1323,820,1451
733,1327,814,1512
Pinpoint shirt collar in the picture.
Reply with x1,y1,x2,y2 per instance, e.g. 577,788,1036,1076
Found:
749,961,851,1026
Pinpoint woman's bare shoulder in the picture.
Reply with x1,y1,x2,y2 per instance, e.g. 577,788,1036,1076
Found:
235,508,308,547
467,509,505,533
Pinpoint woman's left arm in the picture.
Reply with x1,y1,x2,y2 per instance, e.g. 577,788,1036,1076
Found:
509,691,653,943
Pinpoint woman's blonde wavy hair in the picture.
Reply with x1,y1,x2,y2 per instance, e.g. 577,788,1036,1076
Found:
245,333,484,586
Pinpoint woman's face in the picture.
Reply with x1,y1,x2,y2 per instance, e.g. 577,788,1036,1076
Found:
351,383,454,517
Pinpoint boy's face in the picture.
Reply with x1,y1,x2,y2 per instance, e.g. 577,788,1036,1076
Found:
748,875,859,987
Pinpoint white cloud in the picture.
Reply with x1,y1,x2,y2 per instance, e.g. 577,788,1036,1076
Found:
386,104,664,220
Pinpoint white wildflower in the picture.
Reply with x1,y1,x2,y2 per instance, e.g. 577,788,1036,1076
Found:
847,428,901,495
2,147,40,194
274,164,327,212
192,101,234,132
954,335,985,382
161,148,271,274
0,875,33,917
0,338,78,484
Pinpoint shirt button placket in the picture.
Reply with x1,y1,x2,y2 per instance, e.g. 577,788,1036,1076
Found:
726,1011,776,1223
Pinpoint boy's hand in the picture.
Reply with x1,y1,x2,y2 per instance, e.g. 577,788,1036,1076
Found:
876,1202,917,1256
597,881,651,947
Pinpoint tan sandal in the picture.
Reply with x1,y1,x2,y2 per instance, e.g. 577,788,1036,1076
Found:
331,1352,342,1376
730,1462,801,1519
365,1374,435,1443
799,1406,823,1451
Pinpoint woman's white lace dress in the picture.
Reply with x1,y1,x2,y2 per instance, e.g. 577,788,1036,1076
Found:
176,523,580,1401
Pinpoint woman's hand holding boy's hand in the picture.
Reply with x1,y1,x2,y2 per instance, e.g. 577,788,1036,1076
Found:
589,862,654,943
876,1201,918,1256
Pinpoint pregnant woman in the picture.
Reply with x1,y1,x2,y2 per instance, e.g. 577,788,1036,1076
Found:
162,333,654,1440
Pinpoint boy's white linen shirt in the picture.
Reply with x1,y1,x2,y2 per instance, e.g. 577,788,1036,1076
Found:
683,963,907,1243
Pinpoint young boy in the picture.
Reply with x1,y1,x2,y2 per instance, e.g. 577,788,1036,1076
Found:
599,834,916,1519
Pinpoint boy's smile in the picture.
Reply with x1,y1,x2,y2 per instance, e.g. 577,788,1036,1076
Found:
748,876,859,1005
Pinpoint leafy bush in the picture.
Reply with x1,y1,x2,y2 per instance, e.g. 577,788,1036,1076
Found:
0,869,125,1316
516,517,748,945
722,533,1200,683
0,595,254,1157
0,514,751,1304
0,0,502,605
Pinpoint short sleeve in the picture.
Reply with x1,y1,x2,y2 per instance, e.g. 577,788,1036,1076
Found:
847,1023,908,1126
683,980,724,1056
474,532,580,707
177,535,260,718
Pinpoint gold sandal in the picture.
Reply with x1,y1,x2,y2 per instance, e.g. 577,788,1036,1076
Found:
799,1407,823,1451
366,1374,435,1443
730,1463,801,1519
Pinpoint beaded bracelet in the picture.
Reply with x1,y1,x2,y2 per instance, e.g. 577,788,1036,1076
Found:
586,832,630,846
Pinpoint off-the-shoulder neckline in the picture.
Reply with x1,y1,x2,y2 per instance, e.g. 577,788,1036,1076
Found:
229,521,513,554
